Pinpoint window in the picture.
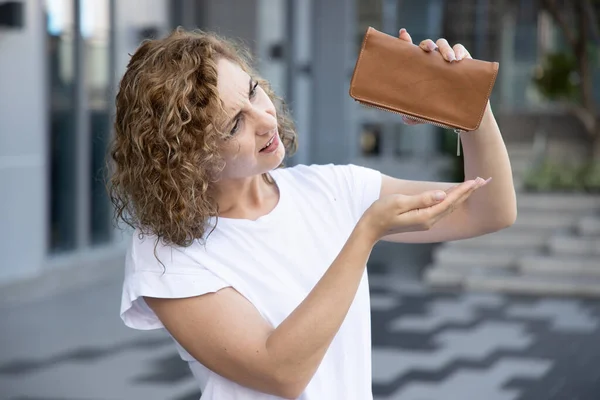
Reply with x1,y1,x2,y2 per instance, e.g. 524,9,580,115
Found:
46,0,77,252
509,0,541,108
46,0,114,253
82,0,112,244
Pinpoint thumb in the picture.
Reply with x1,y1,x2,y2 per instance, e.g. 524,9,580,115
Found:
398,28,413,44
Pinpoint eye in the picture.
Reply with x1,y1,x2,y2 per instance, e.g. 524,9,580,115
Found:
229,118,241,136
250,81,259,98
228,81,259,137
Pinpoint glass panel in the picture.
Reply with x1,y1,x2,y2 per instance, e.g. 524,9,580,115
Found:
514,0,538,63
82,0,112,245
360,123,382,156
512,0,541,108
46,0,77,253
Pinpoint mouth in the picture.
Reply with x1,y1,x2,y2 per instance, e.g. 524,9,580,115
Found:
259,133,279,153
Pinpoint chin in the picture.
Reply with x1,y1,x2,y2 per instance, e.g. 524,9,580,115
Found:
273,146,286,166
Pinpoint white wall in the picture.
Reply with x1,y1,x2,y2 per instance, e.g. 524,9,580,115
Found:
0,1,48,283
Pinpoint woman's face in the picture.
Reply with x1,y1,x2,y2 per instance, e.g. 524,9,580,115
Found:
215,58,285,180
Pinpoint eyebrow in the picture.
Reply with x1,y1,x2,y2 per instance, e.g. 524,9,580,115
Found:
224,77,253,131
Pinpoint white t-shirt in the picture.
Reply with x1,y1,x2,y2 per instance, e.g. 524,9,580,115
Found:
120,163,382,399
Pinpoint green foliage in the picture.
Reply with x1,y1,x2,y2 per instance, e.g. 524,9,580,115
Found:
582,162,600,189
523,159,600,193
532,51,580,102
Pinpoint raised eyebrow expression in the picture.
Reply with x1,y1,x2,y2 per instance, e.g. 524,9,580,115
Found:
223,77,257,132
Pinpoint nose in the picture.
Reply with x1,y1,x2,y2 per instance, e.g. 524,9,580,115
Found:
254,106,277,136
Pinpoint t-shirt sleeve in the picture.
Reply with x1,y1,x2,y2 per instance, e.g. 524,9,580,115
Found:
321,163,381,222
342,164,382,221
120,234,231,330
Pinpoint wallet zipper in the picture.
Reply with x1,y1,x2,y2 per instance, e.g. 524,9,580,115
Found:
356,100,464,156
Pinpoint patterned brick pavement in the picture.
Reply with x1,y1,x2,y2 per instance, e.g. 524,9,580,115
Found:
369,275,600,400
1,272,600,399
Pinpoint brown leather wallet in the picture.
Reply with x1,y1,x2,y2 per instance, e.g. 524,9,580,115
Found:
349,27,499,132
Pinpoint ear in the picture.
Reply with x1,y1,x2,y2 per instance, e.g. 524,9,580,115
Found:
398,28,413,44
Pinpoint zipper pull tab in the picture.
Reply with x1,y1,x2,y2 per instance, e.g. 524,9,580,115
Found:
454,129,462,157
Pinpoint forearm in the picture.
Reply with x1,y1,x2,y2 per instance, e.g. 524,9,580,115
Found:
460,102,517,228
265,221,375,394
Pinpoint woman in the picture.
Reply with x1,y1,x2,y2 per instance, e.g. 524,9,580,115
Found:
111,27,516,399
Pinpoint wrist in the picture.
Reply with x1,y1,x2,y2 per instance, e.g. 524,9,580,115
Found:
465,101,495,136
482,101,496,123
354,214,380,247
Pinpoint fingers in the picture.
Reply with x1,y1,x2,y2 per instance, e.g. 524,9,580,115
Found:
441,179,477,206
439,178,490,215
419,39,437,52
383,178,490,234
426,39,471,62
452,179,484,204
398,28,413,44
405,178,490,215
453,43,472,60
435,38,455,62
445,177,484,195
392,190,447,214
448,178,487,199
415,178,481,219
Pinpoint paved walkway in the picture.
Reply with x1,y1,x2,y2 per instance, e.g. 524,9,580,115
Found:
1,270,600,399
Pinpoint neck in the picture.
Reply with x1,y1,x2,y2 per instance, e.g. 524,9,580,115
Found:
213,173,279,220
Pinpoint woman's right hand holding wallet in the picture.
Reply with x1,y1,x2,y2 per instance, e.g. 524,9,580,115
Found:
359,178,490,243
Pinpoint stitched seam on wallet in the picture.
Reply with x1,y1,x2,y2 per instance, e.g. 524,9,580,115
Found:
350,29,499,131
349,28,372,98
353,94,472,130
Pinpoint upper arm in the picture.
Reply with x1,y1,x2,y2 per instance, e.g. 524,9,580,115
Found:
144,288,288,397
379,173,457,199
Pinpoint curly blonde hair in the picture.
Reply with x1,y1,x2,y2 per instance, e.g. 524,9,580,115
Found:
109,28,297,247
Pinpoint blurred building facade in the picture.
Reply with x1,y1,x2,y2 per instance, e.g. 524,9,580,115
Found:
0,0,585,294
0,0,173,293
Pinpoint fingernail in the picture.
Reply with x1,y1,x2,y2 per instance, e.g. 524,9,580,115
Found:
485,177,493,184
399,28,406,34
448,54,456,62
433,191,446,201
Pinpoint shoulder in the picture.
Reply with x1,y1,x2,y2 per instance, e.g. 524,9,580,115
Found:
275,163,381,191
275,163,381,220
276,163,379,182
127,228,202,275
121,229,230,330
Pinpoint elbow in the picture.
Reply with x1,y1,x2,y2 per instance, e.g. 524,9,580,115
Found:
501,198,518,229
481,207,517,235
504,190,518,227
506,207,518,228
278,385,306,400
271,376,308,399
270,367,312,399
498,211,517,231
490,187,518,232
